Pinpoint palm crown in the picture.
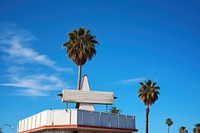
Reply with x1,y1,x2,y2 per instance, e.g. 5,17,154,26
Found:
179,126,188,133
138,80,160,107
166,118,173,126
63,27,98,66
193,123,200,133
109,106,121,114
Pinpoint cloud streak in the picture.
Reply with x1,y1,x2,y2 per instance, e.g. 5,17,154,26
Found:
0,25,71,96
118,77,146,85
0,25,71,72
0,73,69,96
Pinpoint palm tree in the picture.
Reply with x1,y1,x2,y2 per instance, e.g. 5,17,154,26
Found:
179,126,188,133
193,123,200,133
63,27,98,91
63,27,98,108
138,80,160,133
166,118,173,133
109,106,121,114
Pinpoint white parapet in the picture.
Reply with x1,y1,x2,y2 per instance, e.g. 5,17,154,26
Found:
18,109,137,133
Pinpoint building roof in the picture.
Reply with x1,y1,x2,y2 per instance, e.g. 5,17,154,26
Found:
18,109,138,133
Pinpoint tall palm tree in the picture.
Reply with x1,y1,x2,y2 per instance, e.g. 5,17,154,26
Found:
193,123,200,133
63,27,98,108
166,118,173,133
179,126,188,133
138,80,160,133
63,27,98,90
109,106,121,114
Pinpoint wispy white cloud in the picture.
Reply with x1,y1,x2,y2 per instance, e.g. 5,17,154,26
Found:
117,77,146,85
0,25,72,72
0,24,72,96
0,73,69,96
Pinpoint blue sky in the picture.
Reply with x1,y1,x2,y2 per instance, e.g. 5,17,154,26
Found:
0,0,200,133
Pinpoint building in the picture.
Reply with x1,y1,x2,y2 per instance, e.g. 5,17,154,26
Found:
17,76,138,133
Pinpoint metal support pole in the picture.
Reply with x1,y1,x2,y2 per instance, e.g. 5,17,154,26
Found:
106,104,108,112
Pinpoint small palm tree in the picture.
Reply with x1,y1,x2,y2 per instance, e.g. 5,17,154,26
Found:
193,123,200,133
63,27,98,91
166,118,173,133
109,106,121,114
138,80,160,133
179,126,188,133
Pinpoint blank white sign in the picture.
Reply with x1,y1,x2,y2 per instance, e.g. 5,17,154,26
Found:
62,90,114,104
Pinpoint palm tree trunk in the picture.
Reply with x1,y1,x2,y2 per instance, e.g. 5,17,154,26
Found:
168,126,170,133
77,65,82,90
75,65,82,109
146,106,149,133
